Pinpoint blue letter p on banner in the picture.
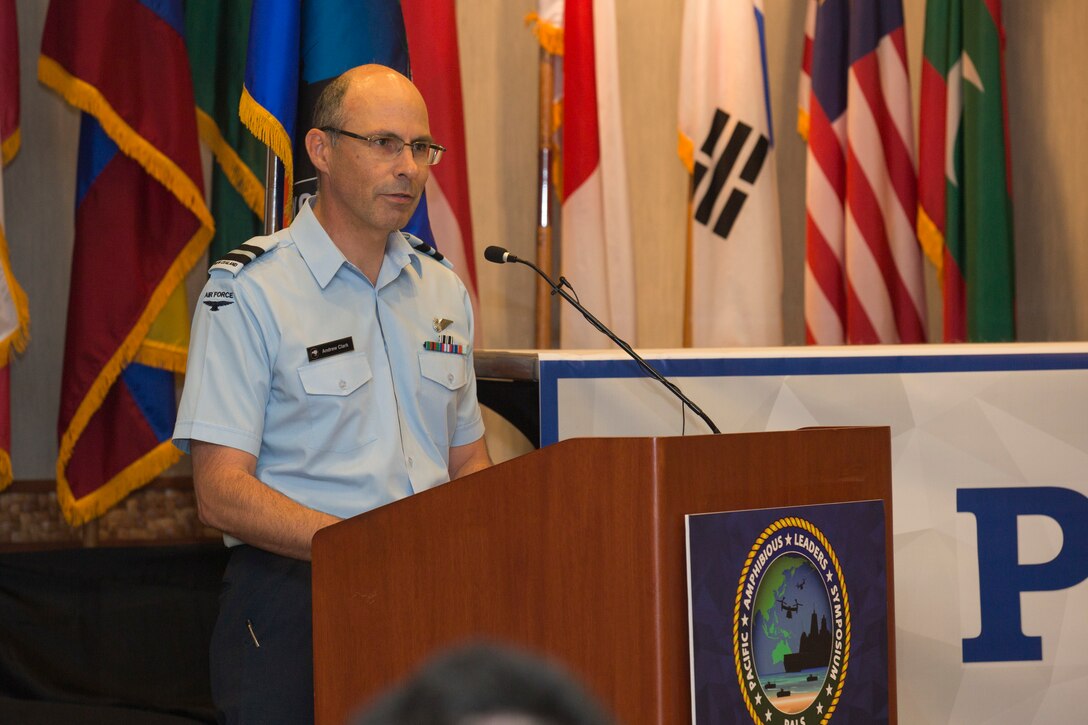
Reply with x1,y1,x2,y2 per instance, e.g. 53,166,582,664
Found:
958,486,1088,663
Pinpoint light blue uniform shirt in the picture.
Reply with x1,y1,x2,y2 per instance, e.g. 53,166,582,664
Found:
173,200,484,526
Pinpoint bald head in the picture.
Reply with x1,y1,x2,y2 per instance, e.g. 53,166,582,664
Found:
311,64,428,138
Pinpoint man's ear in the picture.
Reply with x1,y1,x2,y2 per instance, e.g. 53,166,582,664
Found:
305,128,331,175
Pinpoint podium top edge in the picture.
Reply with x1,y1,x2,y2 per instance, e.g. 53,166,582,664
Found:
474,351,540,381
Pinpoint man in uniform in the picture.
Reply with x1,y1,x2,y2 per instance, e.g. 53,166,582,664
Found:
173,64,492,724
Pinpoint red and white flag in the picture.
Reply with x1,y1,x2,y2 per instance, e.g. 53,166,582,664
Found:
402,0,481,340
560,0,636,348
799,0,926,344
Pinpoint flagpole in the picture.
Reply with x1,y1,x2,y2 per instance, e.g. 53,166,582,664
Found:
683,198,694,347
535,48,556,349
263,148,284,234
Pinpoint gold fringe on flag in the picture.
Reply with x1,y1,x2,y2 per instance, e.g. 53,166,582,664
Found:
38,57,214,231
196,108,265,218
677,130,695,175
239,85,294,224
525,13,564,56
39,54,215,526
916,205,945,274
797,108,811,143
0,127,19,166
0,113,29,493
0,224,30,362
56,441,183,528
51,213,209,526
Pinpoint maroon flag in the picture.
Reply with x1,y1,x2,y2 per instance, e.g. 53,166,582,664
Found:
39,0,213,524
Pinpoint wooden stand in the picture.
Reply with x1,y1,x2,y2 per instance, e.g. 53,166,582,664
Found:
312,427,895,724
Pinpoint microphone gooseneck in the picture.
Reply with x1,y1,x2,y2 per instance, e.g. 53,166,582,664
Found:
484,246,721,435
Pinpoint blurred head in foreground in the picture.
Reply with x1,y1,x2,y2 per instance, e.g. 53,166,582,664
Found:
352,642,614,725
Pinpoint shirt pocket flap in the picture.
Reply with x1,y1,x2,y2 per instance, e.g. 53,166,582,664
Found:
418,350,468,390
298,354,372,396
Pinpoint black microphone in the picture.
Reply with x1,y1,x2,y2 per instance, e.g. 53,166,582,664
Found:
483,245,517,264
484,245,721,435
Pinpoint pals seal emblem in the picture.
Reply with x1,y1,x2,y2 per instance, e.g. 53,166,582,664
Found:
733,517,850,724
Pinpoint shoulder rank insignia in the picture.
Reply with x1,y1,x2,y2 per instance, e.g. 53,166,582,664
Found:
209,238,278,276
410,239,445,262
400,232,453,269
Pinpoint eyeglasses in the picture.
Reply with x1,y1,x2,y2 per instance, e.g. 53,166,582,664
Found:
320,127,446,166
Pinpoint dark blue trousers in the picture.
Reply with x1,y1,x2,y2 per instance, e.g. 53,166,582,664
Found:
210,545,314,725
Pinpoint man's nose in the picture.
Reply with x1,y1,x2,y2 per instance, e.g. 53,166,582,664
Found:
393,148,422,177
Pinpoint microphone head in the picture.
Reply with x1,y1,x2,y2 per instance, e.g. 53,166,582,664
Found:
484,246,509,264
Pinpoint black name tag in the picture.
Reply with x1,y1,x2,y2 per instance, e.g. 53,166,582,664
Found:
306,336,354,361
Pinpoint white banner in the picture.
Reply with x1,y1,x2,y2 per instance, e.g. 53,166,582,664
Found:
537,343,1088,724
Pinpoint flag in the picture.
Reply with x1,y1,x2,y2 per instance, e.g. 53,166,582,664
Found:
0,0,18,166
241,1,480,327
918,0,1014,342
185,0,265,262
679,0,783,347
799,0,926,345
402,0,482,337
39,0,213,525
0,0,30,491
560,0,636,348
241,0,410,224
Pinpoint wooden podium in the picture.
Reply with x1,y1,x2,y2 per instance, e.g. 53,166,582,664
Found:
312,427,895,724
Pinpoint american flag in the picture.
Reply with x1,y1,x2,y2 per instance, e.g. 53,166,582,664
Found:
799,0,926,344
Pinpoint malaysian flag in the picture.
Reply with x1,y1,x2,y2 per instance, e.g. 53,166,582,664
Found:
799,0,926,344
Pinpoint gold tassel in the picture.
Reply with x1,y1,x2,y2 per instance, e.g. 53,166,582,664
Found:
917,206,946,274
1,128,20,166
196,109,265,217
239,86,294,224
525,13,565,56
56,441,183,527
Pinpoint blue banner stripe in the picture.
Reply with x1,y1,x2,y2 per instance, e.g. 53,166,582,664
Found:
75,115,119,208
121,363,177,443
538,352,1088,446
138,0,185,38
755,6,774,147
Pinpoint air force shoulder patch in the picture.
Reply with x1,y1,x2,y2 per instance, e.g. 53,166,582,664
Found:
201,289,235,312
